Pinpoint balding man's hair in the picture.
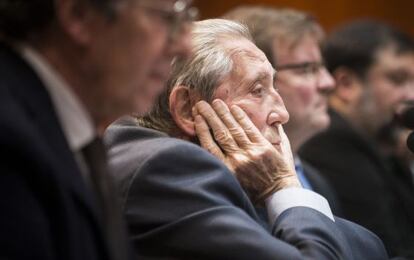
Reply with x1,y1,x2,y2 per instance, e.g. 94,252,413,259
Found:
223,6,324,66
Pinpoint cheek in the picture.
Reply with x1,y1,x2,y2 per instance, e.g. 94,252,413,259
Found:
233,100,267,132
213,86,231,101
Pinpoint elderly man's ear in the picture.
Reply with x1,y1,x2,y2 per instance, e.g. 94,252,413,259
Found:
169,86,200,137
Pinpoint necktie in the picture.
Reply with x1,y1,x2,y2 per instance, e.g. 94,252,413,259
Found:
81,138,128,260
295,161,313,190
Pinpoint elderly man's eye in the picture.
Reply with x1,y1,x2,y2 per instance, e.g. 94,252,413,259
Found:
251,85,265,96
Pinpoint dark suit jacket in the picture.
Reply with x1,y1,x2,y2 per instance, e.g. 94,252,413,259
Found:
104,117,387,259
301,161,343,216
300,109,414,258
0,44,114,259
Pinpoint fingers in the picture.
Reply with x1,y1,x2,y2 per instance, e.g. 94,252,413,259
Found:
194,115,225,161
278,124,290,153
194,100,238,152
211,100,250,147
230,105,266,143
277,124,295,171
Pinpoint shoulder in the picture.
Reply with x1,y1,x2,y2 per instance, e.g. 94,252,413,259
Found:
104,120,248,209
105,118,222,178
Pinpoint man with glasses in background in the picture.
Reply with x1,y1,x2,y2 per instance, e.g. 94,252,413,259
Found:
0,0,194,259
224,6,342,214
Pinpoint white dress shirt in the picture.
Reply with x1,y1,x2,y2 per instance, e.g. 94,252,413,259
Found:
266,187,334,224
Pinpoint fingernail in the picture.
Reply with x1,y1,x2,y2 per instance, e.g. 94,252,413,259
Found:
230,104,238,110
196,100,206,106
230,105,241,113
212,99,223,106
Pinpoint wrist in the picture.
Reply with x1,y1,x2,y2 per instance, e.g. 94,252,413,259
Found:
255,174,301,205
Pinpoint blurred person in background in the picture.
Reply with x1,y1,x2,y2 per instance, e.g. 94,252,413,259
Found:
299,20,414,258
0,0,193,259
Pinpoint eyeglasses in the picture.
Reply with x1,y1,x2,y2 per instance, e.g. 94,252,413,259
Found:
135,0,199,40
276,61,326,76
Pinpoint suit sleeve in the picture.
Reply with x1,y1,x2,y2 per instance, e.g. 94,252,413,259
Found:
119,141,387,260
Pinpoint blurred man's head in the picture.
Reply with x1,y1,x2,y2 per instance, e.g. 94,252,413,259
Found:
140,19,289,151
0,0,195,127
224,6,335,152
324,20,414,136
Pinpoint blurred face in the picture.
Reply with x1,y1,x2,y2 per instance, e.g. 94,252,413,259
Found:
213,38,289,150
84,0,193,124
356,47,414,134
272,35,335,150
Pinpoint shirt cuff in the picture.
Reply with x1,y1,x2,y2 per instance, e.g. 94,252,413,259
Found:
265,187,334,224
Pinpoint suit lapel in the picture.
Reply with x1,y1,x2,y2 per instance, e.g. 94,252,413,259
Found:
0,44,103,228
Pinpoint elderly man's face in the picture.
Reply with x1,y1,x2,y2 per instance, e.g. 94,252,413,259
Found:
85,0,192,122
213,38,289,149
273,35,335,146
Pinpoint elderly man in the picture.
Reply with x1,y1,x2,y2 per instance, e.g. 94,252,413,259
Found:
223,6,341,214
0,0,193,259
299,20,414,258
105,19,387,259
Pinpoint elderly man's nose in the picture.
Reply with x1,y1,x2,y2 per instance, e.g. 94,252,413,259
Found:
267,108,289,126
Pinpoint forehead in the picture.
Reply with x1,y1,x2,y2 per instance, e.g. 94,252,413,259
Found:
223,38,274,75
273,34,322,64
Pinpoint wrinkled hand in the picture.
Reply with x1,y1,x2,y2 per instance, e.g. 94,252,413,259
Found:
193,100,301,205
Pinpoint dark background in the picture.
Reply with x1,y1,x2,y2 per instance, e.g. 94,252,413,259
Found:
194,0,414,36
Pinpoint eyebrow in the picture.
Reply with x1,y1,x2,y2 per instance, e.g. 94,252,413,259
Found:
247,69,278,91
253,69,277,82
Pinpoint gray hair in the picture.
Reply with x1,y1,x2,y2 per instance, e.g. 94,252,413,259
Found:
138,18,253,134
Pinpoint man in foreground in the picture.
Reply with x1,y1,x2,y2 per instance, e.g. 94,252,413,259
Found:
105,19,387,259
0,0,193,259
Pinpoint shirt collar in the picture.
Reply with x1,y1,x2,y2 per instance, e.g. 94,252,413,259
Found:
16,44,96,152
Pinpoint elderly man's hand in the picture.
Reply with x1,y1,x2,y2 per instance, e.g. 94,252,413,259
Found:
193,100,301,205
